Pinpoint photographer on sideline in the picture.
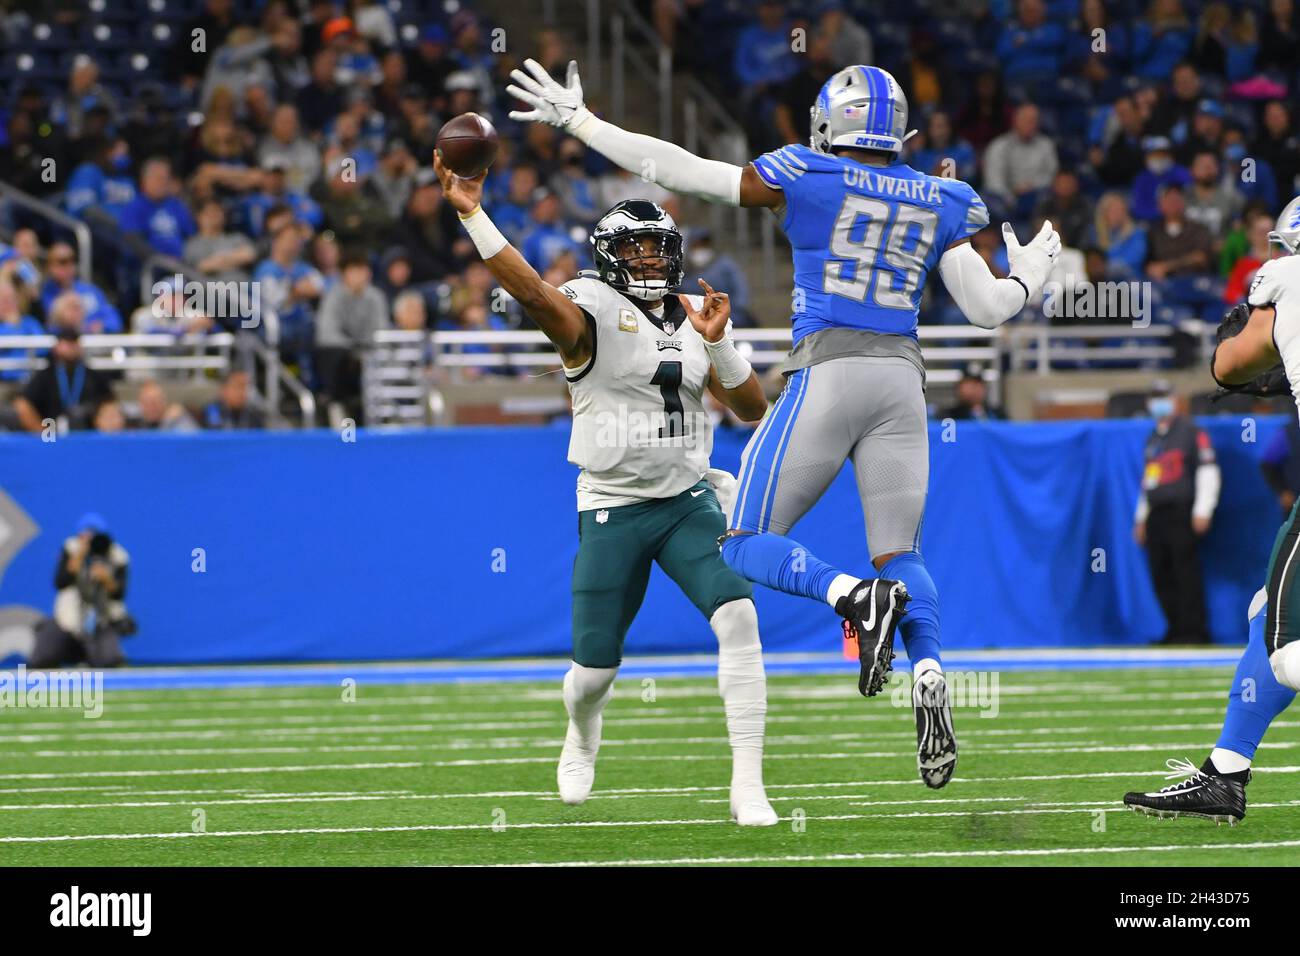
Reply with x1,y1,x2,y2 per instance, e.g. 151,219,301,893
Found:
29,513,135,668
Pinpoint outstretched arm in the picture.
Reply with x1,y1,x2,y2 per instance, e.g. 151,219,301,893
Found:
679,279,767,422
937,221,1061,329
435,154,592,368
508,59,782,210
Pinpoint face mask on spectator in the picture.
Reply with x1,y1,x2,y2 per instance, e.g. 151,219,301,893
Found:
1148,397,1174,419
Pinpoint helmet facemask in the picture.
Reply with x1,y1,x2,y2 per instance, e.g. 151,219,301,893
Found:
594,229,684,302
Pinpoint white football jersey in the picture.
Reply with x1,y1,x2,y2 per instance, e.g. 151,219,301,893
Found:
1249,254,1300,418
559,276,719,511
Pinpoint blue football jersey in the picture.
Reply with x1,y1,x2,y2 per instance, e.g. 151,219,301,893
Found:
752,144,989,342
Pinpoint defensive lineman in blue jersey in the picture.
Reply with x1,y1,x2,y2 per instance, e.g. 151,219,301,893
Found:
509,60,1061,787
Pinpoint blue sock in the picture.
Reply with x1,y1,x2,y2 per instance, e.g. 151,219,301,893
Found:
720,532,844,604
878,552,942,667
1215,604,1295,760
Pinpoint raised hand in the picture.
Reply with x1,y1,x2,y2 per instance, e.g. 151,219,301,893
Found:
678,278,731,343
507,59,590,130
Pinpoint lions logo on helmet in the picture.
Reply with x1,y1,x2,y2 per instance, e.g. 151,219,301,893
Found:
590,199,685,302
810,65,917,155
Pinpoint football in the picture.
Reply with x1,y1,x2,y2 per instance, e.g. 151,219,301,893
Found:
436,112,500,178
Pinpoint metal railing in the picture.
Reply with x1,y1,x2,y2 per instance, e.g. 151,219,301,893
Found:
0,182,92,281
599,0,776,280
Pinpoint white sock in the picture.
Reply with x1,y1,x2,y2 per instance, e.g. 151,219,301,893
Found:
1209,747,1252,774
562,662,617,748
1270,643,1300,691
825,573,860,610
711,599,767,787
912,657,943,680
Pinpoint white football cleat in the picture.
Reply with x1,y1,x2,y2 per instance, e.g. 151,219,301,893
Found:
730,784,779,826
556,718,600,805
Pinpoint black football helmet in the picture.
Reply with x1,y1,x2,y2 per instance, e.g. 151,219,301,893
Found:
590,199,684,301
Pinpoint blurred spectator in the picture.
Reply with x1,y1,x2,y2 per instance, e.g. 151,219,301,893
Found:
1133,381,1218,645
377,247,416,303
185,201,258,284
51,56,119,145
130,380,198,432
683,229,753,328
1223,207,1277,303
253,223,324,364
521,189,585,273
550,141,602,226
13,322,112,432
392,290,429,331
981,104,1058,219
243,158,323,237
258,104,321,194
1176,99,1226,164
394,170,464,281
816,1,873,67
0,275,44,382
372,139,418,219
320,158,392,250
200,26,277,111
1131,136,1191,221
310,232,341,292
1184,152,1242,242
39,243,123,333
1073,0,1130,92
1257,0,1300,76
1222,128,1278,209
1088,192,1149,279
941,367,1005,421
65,138,137,220
406,24,455,94
494,165,541,242
1033,171,1094,249
1094,95,1148,187
119,158,196,260
93,398,127,433
733,1,798,93
130,280,214,336
1253,101,1300,199
773,33,837,149
315,250,388,418
1194,2,1258,82
997,0,1067,84
1130,0,1193,80
203,369,265,429
1150,61,1202,141
169,0,237,89
955,71,1011,152
297,49,345,132
909,112,977,183
1145,184,1213,280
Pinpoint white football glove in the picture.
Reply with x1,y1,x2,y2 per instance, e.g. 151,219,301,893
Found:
507,59,591,130
1002,219,1061,301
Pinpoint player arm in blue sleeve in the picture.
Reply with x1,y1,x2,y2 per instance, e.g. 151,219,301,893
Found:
434,154,592,368
507,59,783,210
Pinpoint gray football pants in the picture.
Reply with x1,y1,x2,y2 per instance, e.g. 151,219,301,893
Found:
730,356,928,559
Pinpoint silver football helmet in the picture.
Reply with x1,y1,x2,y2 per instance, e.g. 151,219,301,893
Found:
809,65,917,155
1268,195,1300,254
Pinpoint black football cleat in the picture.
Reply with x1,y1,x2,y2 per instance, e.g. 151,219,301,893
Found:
1123,758,1248,825
836,579,910,697
912,669,958,789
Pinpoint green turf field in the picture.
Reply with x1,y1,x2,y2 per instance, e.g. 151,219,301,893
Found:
1,665,1298,866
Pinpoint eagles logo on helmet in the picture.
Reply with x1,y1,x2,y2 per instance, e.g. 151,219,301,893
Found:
590,199,685,301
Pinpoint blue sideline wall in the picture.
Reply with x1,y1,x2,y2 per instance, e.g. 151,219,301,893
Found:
0,418,1285,664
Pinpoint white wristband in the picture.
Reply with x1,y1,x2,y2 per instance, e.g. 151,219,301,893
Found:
458,206,508,260
703,335,753,390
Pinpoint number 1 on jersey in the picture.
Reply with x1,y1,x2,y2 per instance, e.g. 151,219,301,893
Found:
651,361,685,438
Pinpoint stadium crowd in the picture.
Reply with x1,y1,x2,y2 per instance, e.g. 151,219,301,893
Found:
0,0,1295,430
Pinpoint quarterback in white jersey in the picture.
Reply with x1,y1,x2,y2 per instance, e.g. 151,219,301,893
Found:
434,154,778,825
1124,196,1300,824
